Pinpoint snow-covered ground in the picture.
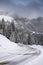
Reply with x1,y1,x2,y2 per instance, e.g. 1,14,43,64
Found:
0,34,43,65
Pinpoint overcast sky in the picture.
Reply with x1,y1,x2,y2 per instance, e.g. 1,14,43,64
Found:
0,0,43,19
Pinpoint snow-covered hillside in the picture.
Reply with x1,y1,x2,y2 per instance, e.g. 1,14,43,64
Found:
0,34,43,65
0,34,39,63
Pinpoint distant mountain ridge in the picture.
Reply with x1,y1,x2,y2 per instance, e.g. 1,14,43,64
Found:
15,17,43,33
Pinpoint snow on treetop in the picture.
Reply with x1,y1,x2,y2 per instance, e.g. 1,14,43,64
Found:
0,15,13,22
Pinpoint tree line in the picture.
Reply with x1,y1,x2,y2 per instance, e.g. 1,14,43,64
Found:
0,18,43,45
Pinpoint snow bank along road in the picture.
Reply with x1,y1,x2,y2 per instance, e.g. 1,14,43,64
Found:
0,34,42,65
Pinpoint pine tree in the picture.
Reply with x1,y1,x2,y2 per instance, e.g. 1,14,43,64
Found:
27,33,31,44
11,21,15,32
2,18,5,35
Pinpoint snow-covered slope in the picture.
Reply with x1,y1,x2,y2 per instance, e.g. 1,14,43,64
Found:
0,34,32,52
0,34,43,65
0,34,38,63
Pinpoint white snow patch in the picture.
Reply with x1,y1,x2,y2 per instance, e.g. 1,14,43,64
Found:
0,15,13,22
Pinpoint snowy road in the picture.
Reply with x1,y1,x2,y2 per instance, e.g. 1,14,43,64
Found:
8,51,40,65
26,45,43,65
0,46,41,65
6,45,43,65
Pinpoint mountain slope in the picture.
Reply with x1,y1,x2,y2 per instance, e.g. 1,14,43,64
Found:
15,17,43,33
